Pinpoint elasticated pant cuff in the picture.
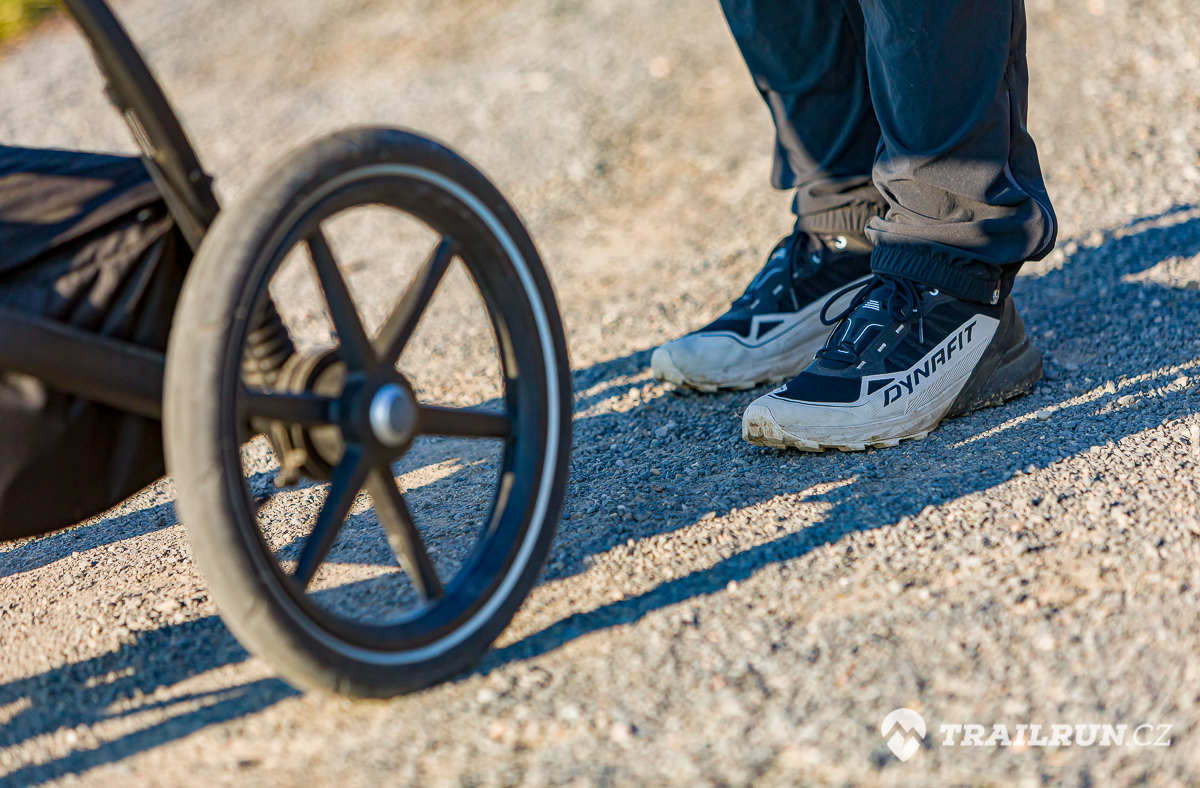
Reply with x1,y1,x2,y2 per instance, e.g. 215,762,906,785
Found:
796,201,887,237
871,244,1001,305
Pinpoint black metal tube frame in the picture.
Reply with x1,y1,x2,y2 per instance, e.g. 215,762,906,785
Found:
62,0,219,248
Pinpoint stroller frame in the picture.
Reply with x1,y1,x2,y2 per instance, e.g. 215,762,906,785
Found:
0,0,573,696
0,0,216,422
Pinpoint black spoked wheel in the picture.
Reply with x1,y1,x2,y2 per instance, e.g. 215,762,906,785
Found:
164,128,571,696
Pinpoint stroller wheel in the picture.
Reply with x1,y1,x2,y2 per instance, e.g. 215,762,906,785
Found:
164,128,571,697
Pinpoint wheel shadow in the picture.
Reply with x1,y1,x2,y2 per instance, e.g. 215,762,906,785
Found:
0,615,298,788
1,206,1199,782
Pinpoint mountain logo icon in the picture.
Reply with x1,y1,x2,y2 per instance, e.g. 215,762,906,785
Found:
880,708,926,762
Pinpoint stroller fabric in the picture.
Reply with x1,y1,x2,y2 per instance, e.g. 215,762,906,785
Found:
0,145,188,540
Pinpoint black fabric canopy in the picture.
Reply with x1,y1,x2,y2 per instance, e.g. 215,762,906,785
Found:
0,145,187,540
0,145,159,274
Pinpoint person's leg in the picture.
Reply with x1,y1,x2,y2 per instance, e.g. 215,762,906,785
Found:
651,0,882,392
720,0,887,234
741,0,1055,451
861,0,1056,303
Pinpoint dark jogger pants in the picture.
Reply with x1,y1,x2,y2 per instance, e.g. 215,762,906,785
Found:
720,0,1058,304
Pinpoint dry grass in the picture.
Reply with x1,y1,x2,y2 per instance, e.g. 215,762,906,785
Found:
0,0,56,42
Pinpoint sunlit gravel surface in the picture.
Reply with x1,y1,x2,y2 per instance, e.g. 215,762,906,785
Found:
3,0,1200,785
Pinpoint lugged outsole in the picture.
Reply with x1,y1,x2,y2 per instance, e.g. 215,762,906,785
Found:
741,409,932,452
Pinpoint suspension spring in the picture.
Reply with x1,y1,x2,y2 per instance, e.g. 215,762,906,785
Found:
242,296,296,389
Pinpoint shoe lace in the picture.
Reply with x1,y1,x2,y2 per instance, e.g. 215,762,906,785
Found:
816,275,932,365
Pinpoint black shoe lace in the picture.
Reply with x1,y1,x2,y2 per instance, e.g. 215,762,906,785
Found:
816,275,931,365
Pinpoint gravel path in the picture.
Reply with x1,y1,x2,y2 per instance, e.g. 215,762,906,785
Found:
3,0,1200,785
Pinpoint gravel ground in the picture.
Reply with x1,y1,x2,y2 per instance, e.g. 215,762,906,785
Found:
3,0,1200,785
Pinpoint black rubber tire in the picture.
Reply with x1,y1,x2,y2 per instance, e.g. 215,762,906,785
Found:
164,127,571,697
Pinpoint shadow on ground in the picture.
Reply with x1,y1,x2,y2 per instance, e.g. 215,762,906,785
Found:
0,616,297,788
2,206,1199,784
483,204,1200,666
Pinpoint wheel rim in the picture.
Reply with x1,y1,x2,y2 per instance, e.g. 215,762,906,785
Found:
223,164,562,660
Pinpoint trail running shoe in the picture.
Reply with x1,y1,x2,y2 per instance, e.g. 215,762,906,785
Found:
650,232,872,392
742,274,1043,451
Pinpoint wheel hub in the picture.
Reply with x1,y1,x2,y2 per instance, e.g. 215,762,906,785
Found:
369,383,418,447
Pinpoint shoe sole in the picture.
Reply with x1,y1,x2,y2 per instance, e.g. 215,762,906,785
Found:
743,297,1043,452
742,404,937,452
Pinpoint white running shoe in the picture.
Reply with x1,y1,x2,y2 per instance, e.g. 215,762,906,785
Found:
742,275,1043,451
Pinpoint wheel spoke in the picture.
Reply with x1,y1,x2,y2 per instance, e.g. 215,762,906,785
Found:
241,389,336,425
307,230,376,372
419,404,512,439
374,237,456,363
292,445,368,588
365,466,444,600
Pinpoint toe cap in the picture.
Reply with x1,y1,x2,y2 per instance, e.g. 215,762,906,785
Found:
650,345,686,386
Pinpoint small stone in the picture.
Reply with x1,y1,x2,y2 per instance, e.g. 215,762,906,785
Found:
1174,375,1190,387
1103,381,1117,394
1034,634,1056,652
653,426,670,438
886,580,903,595
1118,394,1136,406
476,688,498,704
700,511,716,521
609,722,633,744
726,580,739,593
649,467,661,476
615,459,625,467
1035,409,1053,421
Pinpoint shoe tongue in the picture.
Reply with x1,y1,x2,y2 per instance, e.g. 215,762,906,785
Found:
815,281,891,369
731,238,800,308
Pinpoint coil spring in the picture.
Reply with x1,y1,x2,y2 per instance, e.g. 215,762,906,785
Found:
242,297,296,389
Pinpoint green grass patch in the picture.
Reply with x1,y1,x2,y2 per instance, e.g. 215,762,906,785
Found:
0,0,58,42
